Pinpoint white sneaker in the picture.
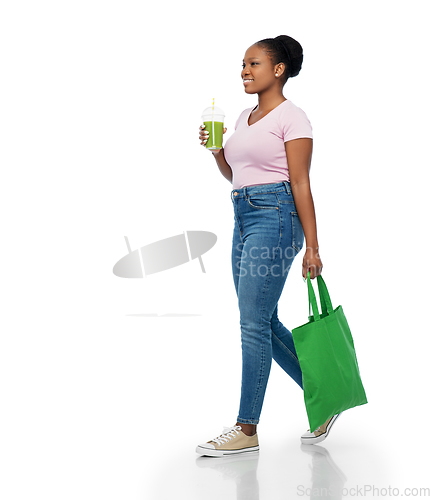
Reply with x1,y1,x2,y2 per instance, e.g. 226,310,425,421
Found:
196,425,259,457
300,414,342,445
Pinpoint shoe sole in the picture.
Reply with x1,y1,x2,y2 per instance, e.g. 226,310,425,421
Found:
195,445,260,457
300,413,341,445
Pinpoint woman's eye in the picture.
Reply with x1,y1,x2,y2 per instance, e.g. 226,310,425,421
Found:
242,62,258,68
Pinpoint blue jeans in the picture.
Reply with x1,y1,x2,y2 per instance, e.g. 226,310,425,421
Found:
231,181,305,425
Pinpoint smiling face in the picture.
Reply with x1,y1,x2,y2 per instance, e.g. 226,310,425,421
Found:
241,44,284,94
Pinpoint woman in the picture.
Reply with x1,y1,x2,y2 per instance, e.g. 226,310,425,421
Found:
196,35,340,457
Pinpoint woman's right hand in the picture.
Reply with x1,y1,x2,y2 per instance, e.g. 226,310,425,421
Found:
199,124,227,152
199,125,209,147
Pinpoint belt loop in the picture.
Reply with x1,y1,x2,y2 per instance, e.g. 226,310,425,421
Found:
244,185,248,198
283,180,290,194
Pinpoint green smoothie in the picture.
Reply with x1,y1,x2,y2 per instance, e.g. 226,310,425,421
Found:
204,120,224,149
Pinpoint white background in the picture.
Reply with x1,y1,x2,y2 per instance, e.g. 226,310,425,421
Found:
1,1,430,498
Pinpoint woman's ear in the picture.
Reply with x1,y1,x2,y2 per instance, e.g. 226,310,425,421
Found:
275,63,285,78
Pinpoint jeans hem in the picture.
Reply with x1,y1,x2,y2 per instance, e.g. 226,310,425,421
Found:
237,417,260,425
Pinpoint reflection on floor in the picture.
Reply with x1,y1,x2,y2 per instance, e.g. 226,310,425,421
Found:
195,444,346,500
300,445,347,499
196,452,260,500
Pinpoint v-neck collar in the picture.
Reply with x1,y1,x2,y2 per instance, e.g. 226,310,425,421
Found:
246,99,290,127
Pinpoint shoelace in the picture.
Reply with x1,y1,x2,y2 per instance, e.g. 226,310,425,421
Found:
312,415,336,434
212,425,242,445
308,415,335,434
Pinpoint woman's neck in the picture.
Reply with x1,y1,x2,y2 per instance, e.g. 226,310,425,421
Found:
256,90,286,112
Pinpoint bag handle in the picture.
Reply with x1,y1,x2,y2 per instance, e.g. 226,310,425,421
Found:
316,274,333,314
307,274,320,321
306,272,334,321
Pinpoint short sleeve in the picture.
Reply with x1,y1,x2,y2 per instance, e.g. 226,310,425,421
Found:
280,104,313,143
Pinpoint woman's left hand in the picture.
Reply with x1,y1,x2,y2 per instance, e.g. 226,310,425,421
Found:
302,247,323,279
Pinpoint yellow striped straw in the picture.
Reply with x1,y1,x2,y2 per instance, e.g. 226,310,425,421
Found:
211,98,215,148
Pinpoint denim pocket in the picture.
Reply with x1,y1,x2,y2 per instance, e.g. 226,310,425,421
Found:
291,211,304,253
276,190,295,205
246,193,280,210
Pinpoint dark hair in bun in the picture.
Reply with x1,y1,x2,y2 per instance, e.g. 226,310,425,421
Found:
256,35,303,84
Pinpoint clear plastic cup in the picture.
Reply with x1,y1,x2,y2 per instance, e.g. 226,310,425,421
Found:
201,106,225,150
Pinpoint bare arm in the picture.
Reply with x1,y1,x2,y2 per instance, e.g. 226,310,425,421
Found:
285,138,323,279
199,125,232,183
211,149,232,183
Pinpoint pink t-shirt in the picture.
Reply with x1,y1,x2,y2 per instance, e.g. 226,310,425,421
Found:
223,99,313,189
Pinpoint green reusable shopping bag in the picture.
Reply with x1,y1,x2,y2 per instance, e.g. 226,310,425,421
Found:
292,273,367,432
